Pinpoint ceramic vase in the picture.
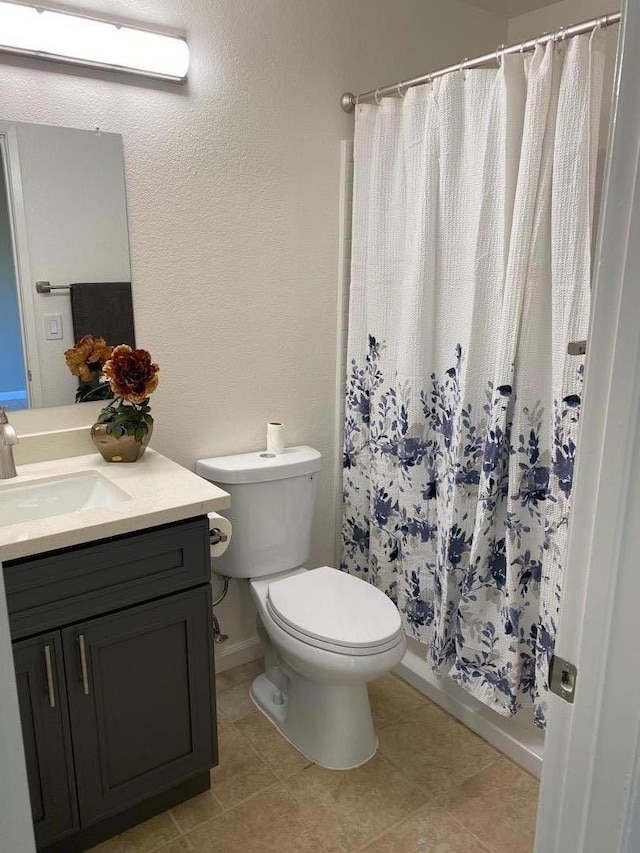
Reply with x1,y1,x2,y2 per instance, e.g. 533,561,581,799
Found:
91,422,153,463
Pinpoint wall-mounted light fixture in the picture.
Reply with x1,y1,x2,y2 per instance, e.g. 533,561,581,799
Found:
0,1,189,82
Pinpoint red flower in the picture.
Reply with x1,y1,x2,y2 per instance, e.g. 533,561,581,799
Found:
103,345,159,404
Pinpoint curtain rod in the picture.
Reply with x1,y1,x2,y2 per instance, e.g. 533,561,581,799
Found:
340,10,621,112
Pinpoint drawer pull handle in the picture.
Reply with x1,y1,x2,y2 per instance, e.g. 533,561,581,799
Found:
43,645,56,709
78,634,90,696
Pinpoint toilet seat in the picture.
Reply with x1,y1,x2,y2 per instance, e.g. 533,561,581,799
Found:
266,566,403,656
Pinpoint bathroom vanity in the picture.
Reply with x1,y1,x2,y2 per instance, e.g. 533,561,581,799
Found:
0,451,230,852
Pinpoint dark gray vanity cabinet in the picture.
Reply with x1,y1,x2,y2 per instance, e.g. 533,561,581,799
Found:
5,517,217,852
13,633,79,849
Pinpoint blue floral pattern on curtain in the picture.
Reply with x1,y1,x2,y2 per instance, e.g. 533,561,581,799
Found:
343,336,584,724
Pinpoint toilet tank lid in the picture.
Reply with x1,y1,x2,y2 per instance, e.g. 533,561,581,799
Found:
196,445,321,484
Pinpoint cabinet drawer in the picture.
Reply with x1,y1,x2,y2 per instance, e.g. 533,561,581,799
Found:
5,518,210,640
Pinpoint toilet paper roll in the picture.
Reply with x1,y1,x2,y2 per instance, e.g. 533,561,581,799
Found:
208,512,233,559
267,421,285,455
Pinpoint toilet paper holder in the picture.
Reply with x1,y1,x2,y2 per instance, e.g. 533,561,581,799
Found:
210,528,228,546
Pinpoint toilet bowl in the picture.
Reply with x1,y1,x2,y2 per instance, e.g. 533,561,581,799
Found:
195,446,407,770
250,567,406,770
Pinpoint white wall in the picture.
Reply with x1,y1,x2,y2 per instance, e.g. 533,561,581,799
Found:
0,0,507,652
10,123,131,408
508,0,620,39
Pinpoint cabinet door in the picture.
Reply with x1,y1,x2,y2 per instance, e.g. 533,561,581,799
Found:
13,632,78,849
63,585,215,826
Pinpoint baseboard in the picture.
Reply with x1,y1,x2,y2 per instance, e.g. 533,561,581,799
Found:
214,636,263,673
395,647,544,779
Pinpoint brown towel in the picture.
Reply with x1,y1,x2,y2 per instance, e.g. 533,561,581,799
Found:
70,282,136,349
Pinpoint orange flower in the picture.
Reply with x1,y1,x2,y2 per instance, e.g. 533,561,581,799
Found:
103,345,159,404
64,335,113,382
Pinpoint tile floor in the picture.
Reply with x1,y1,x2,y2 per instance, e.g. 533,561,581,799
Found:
89,658,539,853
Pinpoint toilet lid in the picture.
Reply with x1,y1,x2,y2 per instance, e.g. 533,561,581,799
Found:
266,566,402,650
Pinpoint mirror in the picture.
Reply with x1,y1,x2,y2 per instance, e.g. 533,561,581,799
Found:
0,120,133,410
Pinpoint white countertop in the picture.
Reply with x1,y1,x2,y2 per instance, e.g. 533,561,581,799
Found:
0,450,230,562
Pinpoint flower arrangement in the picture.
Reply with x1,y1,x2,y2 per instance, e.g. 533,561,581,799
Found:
95,345,160,444
64,335,114,402
65,336,160,462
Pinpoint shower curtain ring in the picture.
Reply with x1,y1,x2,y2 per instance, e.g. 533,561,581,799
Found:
495,45,505,66
459,58,468,77
397,81,406,99
374,88,381,106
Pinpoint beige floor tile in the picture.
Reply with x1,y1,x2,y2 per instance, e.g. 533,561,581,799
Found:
362,801,492,852
445,757,539,853
369,674,429,728
149,840,191,853
170,789,223,834
89,667,538,853
378,702,500,796
186,786,343,853
209,718,278,808
215,659,263,721
284,753,429,850
233,711,313,779
216,657,264,689
116,812,181,853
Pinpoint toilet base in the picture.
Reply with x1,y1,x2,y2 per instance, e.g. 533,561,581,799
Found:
250,672,378,771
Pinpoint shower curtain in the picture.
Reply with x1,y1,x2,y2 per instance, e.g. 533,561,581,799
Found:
342,31,605,726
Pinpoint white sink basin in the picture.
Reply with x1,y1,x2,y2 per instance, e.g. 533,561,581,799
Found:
0,471,132,527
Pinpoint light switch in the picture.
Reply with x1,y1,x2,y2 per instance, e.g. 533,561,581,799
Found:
44,313,63,340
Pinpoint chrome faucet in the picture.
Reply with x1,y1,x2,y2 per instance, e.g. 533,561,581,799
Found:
0,408,18,479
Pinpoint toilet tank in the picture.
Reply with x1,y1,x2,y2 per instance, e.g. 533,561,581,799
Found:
195,446,321,579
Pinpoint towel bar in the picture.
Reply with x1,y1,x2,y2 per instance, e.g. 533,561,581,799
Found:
35,280,69,293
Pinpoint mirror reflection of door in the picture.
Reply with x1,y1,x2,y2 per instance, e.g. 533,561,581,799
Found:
0,145,28,410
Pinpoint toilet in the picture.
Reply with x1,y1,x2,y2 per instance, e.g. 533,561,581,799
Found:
196,446,406,770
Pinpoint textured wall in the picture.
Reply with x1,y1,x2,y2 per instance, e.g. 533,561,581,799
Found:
0,0,506,647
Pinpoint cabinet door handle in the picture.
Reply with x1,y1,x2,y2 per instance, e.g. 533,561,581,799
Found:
78,634,90,696
43,645,56,709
